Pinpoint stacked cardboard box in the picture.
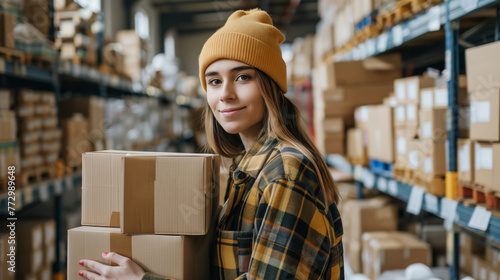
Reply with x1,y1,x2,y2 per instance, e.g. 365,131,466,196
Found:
16,219,56,279
61,113,91,173
459,232,500,278
362,231,432,280
290,35,314,81
17,90,61,183
465,41,500,195
0,234,15,280
0,2,17,49
68,151,220,279
0,90,20,193
341,196,398,273
116,30,148,83
312,54,401,155
366,104,396,163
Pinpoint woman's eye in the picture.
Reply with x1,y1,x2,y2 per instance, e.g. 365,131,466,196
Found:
237,74,251,81
208,79,221,86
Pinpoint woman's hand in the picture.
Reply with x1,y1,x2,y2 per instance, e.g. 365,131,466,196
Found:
78,252,146,280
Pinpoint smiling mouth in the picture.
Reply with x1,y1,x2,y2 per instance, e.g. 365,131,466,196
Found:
219,107,246,117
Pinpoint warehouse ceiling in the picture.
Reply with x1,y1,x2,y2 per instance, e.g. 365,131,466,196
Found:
148,0,319,40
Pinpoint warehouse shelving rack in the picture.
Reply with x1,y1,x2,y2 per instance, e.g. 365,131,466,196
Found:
327,0,500,279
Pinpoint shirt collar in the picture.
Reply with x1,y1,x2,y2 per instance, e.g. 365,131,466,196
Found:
232,134,280,180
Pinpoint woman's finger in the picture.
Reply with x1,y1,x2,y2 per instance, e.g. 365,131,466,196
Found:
79,269,103,280
80,259,110,275
102,252,133,267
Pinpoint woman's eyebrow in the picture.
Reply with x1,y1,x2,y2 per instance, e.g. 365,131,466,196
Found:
205,66,255,77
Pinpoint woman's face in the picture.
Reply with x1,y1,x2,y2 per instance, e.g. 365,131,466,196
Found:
205,59,265,137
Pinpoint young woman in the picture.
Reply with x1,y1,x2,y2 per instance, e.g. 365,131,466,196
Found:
78,8,344,280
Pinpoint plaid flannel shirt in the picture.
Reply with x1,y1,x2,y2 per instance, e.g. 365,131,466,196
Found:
143,135,344,280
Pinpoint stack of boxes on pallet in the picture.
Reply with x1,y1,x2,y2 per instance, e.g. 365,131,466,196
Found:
17,90,61,185
0,90,19,194
55,1,100,67
0,219,56,280
68,151,220,279
459,232,500,278
312,54,401,155
458,40,500,206
0,2,18,50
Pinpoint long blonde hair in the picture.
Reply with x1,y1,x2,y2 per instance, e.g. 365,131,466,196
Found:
204,69,339,205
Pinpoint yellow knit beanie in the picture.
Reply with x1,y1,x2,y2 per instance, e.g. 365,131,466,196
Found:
199,9,287,93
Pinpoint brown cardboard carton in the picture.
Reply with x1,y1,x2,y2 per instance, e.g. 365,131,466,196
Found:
0,11,16,49
394,105,406,127
0,110,16,142
121,154,219,235
347,128,366,161
313,54,401,91
465,40,500,92
367,105,395,163
470,89,500,141
59,96,106,149
363,231,432,280
16,222,44,276
0,142,20,182
394,76,436,105
406,104,419,127
486,246,500,270
419,139,446,178
362,231,393,276
474,142,500,192
68,226,211,280
38,266,52,280
315,118,344,155
394,128,418,169
62,114,91,168
458,139,475,184
347,240,362,274
419,108,447,140
0,234,15,280
406,139,421,171
0,90,13,109
354,106,370,130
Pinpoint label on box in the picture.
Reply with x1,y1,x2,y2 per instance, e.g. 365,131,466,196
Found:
424,157,433,173
378,33,388,52
407,186,425,215
408,151,419,170
396,83,406,102
407,80,418,101
358,106,369,122
468,206,491,231
422,122,432,138
434,88,448,107
393,25,403,46
480,147,493,170
396,137,407,154
388,180,398,196
396,106,405,121
471,101,490,123
421,90,433,108
406,104,417,120
458,145,470,172
475,143,482,169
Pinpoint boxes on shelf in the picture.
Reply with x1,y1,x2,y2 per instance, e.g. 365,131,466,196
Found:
465,40,500,92
312,53,401,91
362,231,432,280
346,128,368,165
315,117,344,155
405,103,419,128
62,113,91,170
0,234,15,280
0,142,20,191
0,7,17,49
419,108,447,140
420,86,468,109
354,106,370,130
117,30,147,83
60,96,106,150
473,142,500,192
81,151,220,235
16,222,44,277
417,140,446,196
23,0,51,37
393,105,406,127
68,226,212,280
313,20,334,66
394,75,436,105
367,105,395,163
291,35,314,80
470,89,500,142
0,110,16,142
0,90,13,109
394,128,418,170
458,139,475,184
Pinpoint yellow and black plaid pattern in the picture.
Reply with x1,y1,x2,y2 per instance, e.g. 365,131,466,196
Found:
142,135,344,280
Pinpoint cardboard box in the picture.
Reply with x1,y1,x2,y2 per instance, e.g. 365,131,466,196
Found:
470,89,500,141
62,114,91,167
361,231,391,276
17,222,44,275
0,90,13,109
0,11,16,49
367,105,395,163
1,142,21,180
458,139,475,184
68,226,212,280
362,231,432,280
419,139,446,178
354,106,370,130
394,105,406,127
347,128,367,161
466,40,500,92
419,108,447,140
0,110,16,142
394,128,418,169
315,117,344,155
472,255,500,280
406,104,419,127
407,139,421,171
60,96,106,149
82,151,220,235
313,53,401,91
0,234,15,280
394,76,436,105
474,142,500,192
347,240,362,274
486,246,500,270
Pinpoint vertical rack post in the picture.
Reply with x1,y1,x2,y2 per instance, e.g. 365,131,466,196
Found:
445,1,460,279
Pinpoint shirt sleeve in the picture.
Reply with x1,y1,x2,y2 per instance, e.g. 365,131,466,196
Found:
244,179,332,279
